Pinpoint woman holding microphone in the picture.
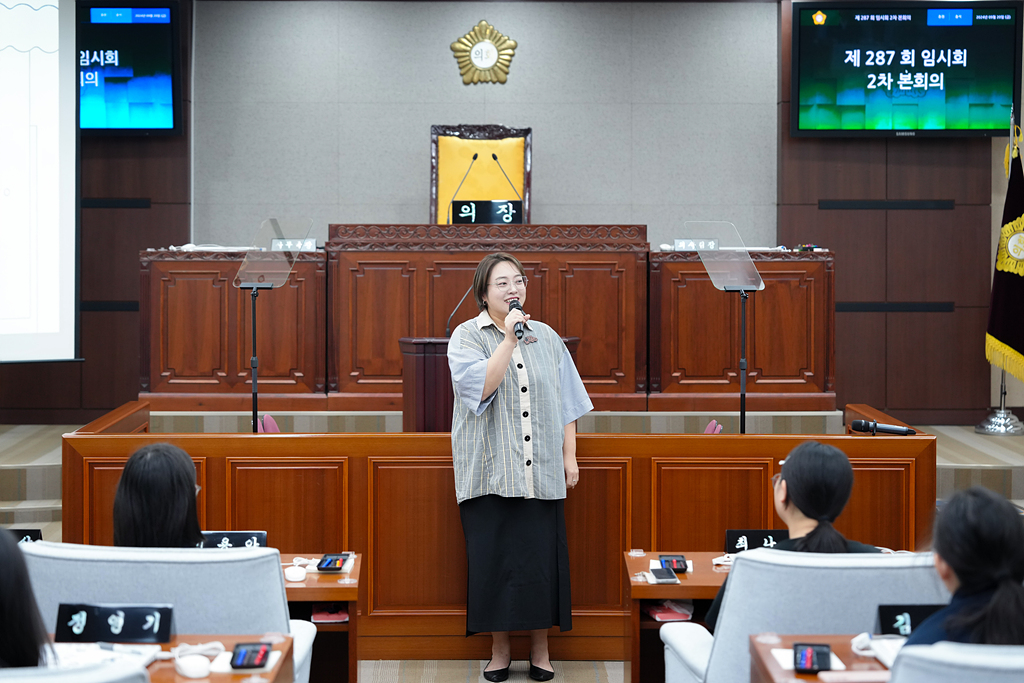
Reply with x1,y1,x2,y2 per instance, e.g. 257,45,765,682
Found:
448,252,593,682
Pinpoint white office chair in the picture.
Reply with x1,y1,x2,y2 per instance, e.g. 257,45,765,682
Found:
22,542,316,683
660,548,949,683
0,661,149,683
890,642,1024,683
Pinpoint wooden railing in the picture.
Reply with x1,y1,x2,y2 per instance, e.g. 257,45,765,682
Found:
64,405,935,659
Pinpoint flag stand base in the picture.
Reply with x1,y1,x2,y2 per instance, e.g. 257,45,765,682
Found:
975,409,1024,435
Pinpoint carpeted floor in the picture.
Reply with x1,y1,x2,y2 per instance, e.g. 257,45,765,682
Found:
357,660,624,683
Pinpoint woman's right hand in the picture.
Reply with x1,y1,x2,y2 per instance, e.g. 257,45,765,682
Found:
503,307,530,344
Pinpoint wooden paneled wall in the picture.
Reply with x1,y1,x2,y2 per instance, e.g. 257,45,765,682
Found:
326,224,650,411
777,0,992,425
64,401,936,659
138,229,834,412
138,251,327,410
0,1,193,424
650,251,834,410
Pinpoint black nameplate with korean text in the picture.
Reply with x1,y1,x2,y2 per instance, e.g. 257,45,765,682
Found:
55,604,173,643
725,529,790,553
877,604,945,636
451,200,523,224
7,528,43,543
199,530,268,549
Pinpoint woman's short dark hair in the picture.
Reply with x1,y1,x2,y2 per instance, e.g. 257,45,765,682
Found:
934,486,1024,644
780,440,854,553
0,530,50,667
472,252,526,311
113,443,205,548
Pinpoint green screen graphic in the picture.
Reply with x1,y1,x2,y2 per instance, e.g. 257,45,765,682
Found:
796,6,1018,132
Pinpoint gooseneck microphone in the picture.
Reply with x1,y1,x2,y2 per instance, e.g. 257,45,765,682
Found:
445,285,474,337
508,299,525,340
492,153,522,200
447,153,479,224
850,420,917,436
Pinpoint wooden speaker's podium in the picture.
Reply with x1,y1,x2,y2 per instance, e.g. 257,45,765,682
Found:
400,336,581,432
399,337,453,432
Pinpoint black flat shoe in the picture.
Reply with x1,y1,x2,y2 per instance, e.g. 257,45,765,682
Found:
483,660,510,682
529,657,555,682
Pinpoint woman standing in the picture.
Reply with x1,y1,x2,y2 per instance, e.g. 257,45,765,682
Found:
448,253,593,682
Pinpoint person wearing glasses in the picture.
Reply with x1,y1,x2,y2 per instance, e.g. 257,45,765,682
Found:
704,441,880,633
448,252,593,682
113,443,205,548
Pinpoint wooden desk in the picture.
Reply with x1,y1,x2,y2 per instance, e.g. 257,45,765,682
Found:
750,634,888,683
64,409,936,660
147,635,293,683
623,551,729,683
282,553,360,683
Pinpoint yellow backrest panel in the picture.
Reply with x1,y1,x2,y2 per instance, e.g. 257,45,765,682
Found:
437,136,525,223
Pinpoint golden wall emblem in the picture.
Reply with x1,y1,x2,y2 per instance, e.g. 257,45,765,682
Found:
451,20,517,85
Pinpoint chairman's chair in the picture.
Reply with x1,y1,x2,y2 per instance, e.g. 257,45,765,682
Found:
22,542,315,683
0,661,148,683
890,643,1024,683
660,548,950,683
430,124,532,224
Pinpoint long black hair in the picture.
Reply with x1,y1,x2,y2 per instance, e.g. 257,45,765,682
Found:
0,530,51,667
113,443,205,548
934,487,1024,644
779,441,854,553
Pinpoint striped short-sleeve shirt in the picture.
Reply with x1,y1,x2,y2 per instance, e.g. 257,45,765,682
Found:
448,310,593,504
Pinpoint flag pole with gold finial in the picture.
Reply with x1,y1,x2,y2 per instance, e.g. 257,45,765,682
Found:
977,105,1024,435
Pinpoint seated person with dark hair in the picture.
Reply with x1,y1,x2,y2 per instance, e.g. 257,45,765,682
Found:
0,529,51,667
905,486,1024,645
114,443,205,548
705,440,880,632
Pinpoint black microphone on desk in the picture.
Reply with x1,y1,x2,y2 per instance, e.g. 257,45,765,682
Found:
447,153,479,224
446,285,474,338
850,420,916,436
491,153,522,201
508,299,525,340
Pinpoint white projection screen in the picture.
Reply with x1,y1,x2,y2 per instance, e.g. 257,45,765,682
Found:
0,0,77,362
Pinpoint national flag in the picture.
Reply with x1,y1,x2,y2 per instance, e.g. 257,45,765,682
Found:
985,128,1024,382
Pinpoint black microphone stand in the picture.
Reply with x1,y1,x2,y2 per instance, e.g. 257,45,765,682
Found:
447,153,478,224
739,290,749,434
446,285,474,337
237,281,274,433
724,285,757,434
492,153,522,200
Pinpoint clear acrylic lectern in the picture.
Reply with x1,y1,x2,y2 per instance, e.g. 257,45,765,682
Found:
684,221,764,434
233,218,314,433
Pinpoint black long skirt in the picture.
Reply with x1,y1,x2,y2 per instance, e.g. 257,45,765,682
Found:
459,495,572,635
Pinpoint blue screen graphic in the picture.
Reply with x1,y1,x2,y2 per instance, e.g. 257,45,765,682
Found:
927,8,974,25
79,7,174,130
89,8,170,23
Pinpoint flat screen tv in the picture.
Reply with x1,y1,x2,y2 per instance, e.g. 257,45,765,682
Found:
77,3,181,135
791,1,1023,137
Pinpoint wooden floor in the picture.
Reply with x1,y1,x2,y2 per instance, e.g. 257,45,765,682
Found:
926,425,1024,508
0,424,77,538
357,660,624,683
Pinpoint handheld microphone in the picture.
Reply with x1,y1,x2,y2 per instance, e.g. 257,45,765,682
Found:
491,153,522,200
850,420,916,436
508,299,524,340
445,284,474,337
447,153,479,224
